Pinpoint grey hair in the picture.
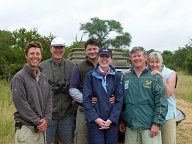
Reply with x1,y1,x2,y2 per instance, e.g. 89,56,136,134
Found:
131,46,148,56
148,51,163,64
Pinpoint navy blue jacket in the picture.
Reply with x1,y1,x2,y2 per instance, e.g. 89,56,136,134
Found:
83,65,123,124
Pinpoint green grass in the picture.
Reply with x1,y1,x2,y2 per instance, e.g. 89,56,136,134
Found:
175,71,192,103
0,80,15,144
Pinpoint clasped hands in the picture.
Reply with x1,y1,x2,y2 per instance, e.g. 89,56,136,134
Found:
94,118,112,130
37,119,48,132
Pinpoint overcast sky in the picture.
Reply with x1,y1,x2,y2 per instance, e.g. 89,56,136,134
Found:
1,0,191,52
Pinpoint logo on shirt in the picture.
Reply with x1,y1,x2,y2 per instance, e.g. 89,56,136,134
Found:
124,81,129,89
143,80,152,88
103,49,108,52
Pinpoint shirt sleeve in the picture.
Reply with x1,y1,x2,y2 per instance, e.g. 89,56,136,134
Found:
152,74,168,127
43,86,52,124
69,88,83,103
108,74,123,124
83,72,99,122
11,77,41,125
69,65,83,103
69,65,80,89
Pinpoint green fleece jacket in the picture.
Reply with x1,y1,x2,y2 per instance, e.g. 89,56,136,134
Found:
121,66,167,129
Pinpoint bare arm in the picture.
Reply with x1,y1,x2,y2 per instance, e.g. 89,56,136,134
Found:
163,71,176,98
151,70,176,99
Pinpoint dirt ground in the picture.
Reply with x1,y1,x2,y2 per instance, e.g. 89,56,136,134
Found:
176,98,192,144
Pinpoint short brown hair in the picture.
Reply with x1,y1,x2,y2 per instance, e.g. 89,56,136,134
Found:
131,46,148,56
25,42,43,55
84,38,101,49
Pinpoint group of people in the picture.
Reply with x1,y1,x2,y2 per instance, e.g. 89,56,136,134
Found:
11,37,177,144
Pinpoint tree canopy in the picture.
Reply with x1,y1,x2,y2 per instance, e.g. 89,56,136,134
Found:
0,28,54,80
80,17,132,48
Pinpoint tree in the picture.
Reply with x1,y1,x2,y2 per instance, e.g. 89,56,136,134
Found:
124,48,131,57
80,17,132,48
185,54,192,74
40,35,55,61
0,30,16,80
173,44,192,70
69,41,85,49
161,50,175,70
12,28,55,61
0,30,14,50
0,28,54,80
147,49,155,54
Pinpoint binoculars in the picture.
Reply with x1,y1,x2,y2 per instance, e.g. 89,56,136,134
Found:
51,83,69,94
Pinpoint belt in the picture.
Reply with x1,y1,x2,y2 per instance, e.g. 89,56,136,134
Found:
26,125,39,133
15,121,39,133
76,101,83,107
15,120,22,130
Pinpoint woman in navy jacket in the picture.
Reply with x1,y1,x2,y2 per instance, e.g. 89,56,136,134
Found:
83,48,123,144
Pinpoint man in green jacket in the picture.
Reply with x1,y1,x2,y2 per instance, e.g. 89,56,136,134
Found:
119,46,167,144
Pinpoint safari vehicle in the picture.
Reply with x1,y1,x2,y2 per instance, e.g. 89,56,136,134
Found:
68,48,131,74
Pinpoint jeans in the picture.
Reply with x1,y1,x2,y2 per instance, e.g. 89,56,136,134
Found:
46,114,74,144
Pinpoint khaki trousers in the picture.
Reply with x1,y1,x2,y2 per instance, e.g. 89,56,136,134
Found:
124,126,162,144
15,125,45,144
161,119,176,144
74,106,88,144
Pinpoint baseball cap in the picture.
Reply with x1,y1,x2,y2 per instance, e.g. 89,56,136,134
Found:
98,48,112,57
51,37,66,47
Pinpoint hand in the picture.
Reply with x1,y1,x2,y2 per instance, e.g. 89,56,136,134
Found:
119,120,126,133
99,120,111,130
99,125,110,130
37,119,48,132
105,119,112,127
150,124,159,138
91,97,97,105
94,118,110,130
126,69,131,73
94,118,105,127
151,69,159,75
109,94,115,104
151,70,164,79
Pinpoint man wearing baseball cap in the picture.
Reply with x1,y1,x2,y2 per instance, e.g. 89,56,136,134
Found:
40,37,75,144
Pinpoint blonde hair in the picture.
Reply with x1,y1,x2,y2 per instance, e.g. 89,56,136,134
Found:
149,51,163,64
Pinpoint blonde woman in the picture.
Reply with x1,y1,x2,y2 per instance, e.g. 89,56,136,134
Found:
149,51,177,144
